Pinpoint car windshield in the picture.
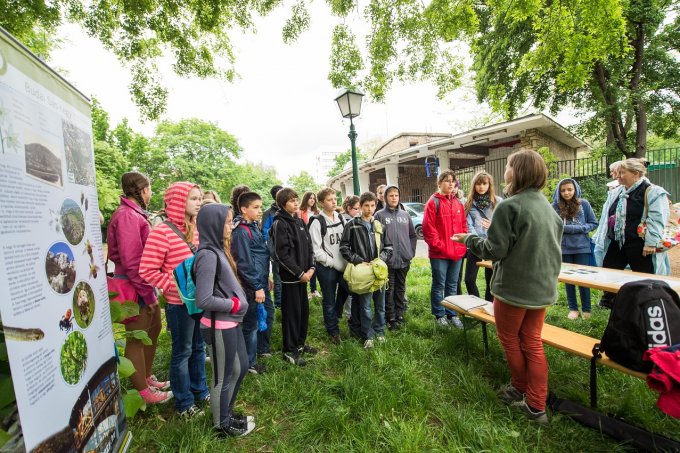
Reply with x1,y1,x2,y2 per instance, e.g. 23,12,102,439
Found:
406,203,424,214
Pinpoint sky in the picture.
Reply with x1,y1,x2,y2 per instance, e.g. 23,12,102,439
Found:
48,3,572,183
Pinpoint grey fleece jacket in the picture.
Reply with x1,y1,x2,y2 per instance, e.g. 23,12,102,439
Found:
194,203,248,323
374,186,417,269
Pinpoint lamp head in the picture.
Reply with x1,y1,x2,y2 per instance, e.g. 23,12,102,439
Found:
334,88,364,119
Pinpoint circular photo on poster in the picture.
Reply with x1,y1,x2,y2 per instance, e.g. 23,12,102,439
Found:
61,198,85,245
72,281,95,328
60,331,88,385
45,242,76,294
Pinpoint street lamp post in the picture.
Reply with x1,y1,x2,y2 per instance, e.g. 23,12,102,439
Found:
334,89,364,195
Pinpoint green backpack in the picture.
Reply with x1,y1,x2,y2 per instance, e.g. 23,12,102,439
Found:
343,221,389,294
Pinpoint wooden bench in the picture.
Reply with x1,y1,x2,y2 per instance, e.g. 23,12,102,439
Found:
440,297,647,408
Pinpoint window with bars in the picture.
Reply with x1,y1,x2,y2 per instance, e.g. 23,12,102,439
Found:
411,188,422,203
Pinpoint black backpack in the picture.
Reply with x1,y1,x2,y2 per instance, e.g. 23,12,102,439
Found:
597,279,680,373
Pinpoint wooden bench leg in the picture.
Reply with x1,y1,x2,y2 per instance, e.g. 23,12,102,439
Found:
590,355,598,408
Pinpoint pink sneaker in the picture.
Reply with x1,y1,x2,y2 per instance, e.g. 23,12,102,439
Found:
140,387,173,404
146,374,170,390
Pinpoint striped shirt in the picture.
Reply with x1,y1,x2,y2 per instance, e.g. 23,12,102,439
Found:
140,182,199,305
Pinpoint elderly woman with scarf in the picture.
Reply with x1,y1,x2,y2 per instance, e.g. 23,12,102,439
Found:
593,158,671,284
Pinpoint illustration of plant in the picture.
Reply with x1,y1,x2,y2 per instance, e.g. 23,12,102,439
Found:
0,100,19,154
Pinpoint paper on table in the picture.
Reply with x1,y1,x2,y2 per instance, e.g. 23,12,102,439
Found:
443,295,490,312
480,304,495,317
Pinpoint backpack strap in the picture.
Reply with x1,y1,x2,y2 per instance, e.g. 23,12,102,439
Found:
310,215,333,258
164,220,197,254
430,195,440,215
641,185,653,223
239,223,253,240
373,220,382,256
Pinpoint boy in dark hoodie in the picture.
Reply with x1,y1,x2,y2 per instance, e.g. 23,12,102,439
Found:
270,188,316,366
375,185,417,330
195,203,255,437
340,192,393,349
261,185,283,308
231,192,273,374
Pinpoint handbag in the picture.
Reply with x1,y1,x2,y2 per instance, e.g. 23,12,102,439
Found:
637,186,680,252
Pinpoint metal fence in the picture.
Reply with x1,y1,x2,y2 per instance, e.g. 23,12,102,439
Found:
453,147,680,201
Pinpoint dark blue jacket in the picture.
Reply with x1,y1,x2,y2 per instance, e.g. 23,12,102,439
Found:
231,217,270,291
551,178,598,255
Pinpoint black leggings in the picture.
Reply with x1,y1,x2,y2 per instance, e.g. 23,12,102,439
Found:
464,251,493,302
201,325,248,429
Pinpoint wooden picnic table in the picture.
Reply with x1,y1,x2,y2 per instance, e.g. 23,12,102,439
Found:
478,260,680,294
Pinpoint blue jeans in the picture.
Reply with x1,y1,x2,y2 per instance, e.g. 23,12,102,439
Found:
241,292,259,367
165,303,209,411
357,289,386,340
257,291,274,354
316,264,349,336
271,260,282,308
562,253,592,312
430,258,463,318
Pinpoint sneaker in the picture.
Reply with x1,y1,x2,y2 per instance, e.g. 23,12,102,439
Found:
364,339,374,349
283,352,306,366
146,374,170,391
387,320,399,331
582,312,592,320
248,363,267,374
512,399,549,425
396,316,405,327
448,316,464,330
312,291,321,298
567,310,579,320
498,384,524,405
140,387,173,404
178,405,203,418
215,420,256,437
258,352,273,358
435,317,450,327
205,355,211,364
329,334,341,345
202,393,210,405
376,336,386,344
230,413,255,429
302,345,318,355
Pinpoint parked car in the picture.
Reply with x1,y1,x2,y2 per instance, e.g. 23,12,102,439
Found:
403,202,425,239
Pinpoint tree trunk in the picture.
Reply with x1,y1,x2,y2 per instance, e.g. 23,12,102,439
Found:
629,21,646,158
594,62,629,156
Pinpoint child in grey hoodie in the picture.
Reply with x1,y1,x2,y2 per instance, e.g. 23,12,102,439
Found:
194,203,255,437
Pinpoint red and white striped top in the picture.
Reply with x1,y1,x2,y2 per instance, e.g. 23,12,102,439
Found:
140,182,199,305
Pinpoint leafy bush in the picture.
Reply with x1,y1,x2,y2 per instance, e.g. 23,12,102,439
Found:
576,175,610,217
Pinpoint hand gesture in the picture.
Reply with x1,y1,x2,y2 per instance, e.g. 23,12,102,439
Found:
480,218,491,229
451,233,467,243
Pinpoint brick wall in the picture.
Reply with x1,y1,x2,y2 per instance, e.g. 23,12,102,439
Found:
519,129,576,160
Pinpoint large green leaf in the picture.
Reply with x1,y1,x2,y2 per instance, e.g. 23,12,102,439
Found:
122,389,146,418
0,429,11,449
125,330,152,346
0,375,15,410
109,301,140,323
117,356,136,378
0,343,7,361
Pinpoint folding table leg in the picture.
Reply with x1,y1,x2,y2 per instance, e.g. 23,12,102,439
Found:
481,322,489,356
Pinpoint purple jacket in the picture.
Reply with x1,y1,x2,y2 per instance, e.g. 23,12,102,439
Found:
107,196,157,306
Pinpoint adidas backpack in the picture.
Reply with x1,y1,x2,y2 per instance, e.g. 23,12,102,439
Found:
597,279,680,373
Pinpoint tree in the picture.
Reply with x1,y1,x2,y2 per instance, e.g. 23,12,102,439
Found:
327,148,368,178
328,0,680,158
287,171,321,196
2,1,308,119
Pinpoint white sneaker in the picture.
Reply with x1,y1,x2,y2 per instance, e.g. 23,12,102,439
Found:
436,317,450,327
449,316,464,330
363,339,374,349
376,336,386,343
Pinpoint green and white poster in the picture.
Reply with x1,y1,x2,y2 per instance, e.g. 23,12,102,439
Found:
0,27,129,452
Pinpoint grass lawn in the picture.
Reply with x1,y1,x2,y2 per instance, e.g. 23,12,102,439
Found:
128,258,680,451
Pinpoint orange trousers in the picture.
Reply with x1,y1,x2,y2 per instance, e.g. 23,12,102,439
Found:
494,298,548,411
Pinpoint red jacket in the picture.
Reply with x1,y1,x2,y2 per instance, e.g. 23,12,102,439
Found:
422,192,468,260
140,182,199,305
107,196,157,306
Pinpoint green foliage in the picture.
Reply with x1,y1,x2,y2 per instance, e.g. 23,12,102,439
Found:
287,170,320,195
109,298,141,324
122,389,146,419
0,429,10,448
537,147,568,200
577,175,610,217
117,356,136,379
327,147,368,178
125,330,152,346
